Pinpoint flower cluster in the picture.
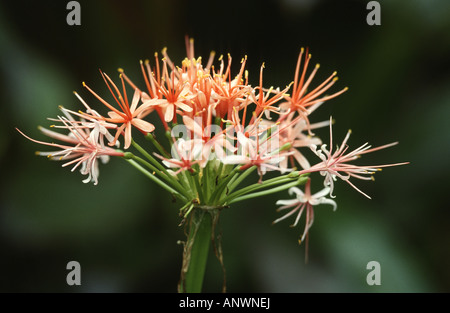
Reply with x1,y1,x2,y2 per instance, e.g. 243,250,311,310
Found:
18,38,406,244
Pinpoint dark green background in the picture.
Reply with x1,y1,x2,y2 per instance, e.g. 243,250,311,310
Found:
1,0,449,292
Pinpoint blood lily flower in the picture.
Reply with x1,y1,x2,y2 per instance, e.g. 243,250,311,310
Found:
154,138,202,175
280,48,348,116
82,72,156,149
17,38,408,292
250,63,290,119
265,112,329,171
17,110,124,185
306,117,409,198
211,54,251,119
274,178,336,260
275,179,337,240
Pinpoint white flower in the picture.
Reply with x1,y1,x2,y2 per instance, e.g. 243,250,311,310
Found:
274,179,337,245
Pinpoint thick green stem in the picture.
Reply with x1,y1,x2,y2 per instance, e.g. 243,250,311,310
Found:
179,208,213,293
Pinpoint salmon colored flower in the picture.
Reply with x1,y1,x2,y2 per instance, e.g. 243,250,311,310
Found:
280,48,348,126
17,38,409,289
250,63,291,120
211,54,251,119
82,72,155,149
119,57,167,129
143,59,194,122
181,114,235,163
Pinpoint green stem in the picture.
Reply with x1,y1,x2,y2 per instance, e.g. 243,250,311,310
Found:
130,140,188,197
181,170,197,199
223,173,303,204
228,175,309,204
193,172,204,203
124,152,191,200
227,165,257,194
179,209,213,293
207,166,240,204
145,133,171,158
202,164,210,201
124,158,186,201
131,140,169,173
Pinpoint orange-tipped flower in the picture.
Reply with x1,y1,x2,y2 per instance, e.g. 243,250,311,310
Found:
81,72,155,149
281,48,348,117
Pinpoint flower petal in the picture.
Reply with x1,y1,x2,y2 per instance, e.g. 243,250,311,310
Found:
164,104,174,122
132,118,155,133
182,116,203,138
130,88,141,112
124,122,132,149
276,199,300,206
288,186,304,199
311,187,331,199
175,101,193,112
221,155,248,164
108,111,123,120
318,198,337,211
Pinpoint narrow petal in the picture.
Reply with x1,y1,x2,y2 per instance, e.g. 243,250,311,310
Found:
147,98,169,107
130,88,141,112
124,123,132,149
108,111,124,120
276,199,300,206
164,104,174,122
288,186,305,199
292,149,310,170
38,126,79,144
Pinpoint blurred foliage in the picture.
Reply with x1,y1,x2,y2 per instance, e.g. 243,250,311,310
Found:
0,0,449,292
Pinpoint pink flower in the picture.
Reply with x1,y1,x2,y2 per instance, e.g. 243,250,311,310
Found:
181,114,236,164
306,117,408,198
274,179,337,245
154,138,201,175
16,111,124,185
